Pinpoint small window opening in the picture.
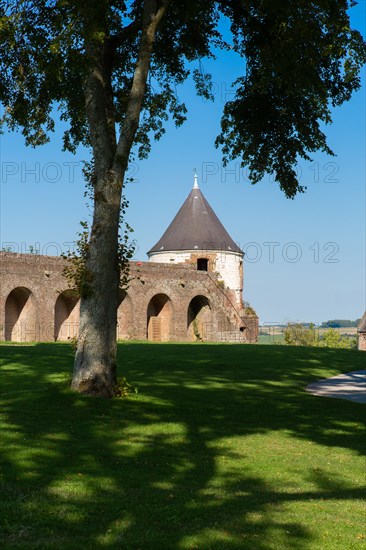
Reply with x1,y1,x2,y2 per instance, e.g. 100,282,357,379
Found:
197,258,208,271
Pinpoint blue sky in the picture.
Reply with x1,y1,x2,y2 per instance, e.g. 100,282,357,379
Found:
0,3,365,325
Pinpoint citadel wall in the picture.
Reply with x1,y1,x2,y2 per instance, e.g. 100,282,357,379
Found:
358,333,366,351
148,250,244,306
0,252,258,343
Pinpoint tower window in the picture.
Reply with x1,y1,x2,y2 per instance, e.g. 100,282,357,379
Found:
197,258,208,271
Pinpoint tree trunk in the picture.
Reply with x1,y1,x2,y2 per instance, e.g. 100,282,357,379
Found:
72,171,122,397
71,0,170,397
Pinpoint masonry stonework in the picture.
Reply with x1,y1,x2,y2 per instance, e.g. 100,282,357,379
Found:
358,334,366,351
149,250,244,305
0,252,258,343
357,312,366,351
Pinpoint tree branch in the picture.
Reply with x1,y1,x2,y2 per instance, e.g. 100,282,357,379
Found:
113,0,171,175
109,18,142,50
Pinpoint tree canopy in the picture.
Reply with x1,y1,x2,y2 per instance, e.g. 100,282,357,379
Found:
1,0,365,197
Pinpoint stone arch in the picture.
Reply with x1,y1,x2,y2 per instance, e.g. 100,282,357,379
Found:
54,290,79,341
147,293,173,341
187,295,212,341
117,290,134,340
5,287,37,342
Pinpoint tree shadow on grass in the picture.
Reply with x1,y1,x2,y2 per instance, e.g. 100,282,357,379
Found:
0,343,365,548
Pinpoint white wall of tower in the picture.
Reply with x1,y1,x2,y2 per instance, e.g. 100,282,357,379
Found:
214,252,243,304
149,251,193,264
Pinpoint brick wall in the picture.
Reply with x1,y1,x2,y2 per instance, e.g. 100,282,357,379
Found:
148,249,244,308
0,252,258,343
358,333,366,351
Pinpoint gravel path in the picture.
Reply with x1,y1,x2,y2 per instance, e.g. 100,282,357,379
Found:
306,370,366,404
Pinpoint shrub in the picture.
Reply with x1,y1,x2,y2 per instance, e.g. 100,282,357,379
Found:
284,323,318,346
284,324,357,349
318,328,357,349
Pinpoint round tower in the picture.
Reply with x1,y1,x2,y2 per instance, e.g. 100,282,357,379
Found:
147,175,244,308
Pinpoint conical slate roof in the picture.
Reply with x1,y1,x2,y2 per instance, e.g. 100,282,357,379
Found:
358,312,366,333
148,176,242,255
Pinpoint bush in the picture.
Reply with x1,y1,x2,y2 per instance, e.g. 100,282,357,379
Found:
284,324,357,349
318,328,357,349
284,323,318,346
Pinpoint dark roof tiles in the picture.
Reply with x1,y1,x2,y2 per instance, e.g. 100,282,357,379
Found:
148,183,242,255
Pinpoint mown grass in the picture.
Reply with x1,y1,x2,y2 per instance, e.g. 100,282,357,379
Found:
0,342,365,549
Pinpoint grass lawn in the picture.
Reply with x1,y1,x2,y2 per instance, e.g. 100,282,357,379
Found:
0,343,365,549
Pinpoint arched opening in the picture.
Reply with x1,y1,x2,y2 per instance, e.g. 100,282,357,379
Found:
5,287,36,342
147,293,173,341
117,290,134,340
54,290,79,341
187,295,212,341
197,258,208,271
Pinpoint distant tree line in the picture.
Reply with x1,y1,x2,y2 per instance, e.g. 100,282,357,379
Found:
321,319,361,328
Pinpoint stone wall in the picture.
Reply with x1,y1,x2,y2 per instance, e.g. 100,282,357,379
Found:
358,333,366,351
0,252,258,343
148,249,244,306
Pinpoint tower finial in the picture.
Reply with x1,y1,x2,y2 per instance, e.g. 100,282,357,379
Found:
193,170,199,189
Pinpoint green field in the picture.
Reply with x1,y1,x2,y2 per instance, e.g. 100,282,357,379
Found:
257,333,285,345
1,343,365,549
